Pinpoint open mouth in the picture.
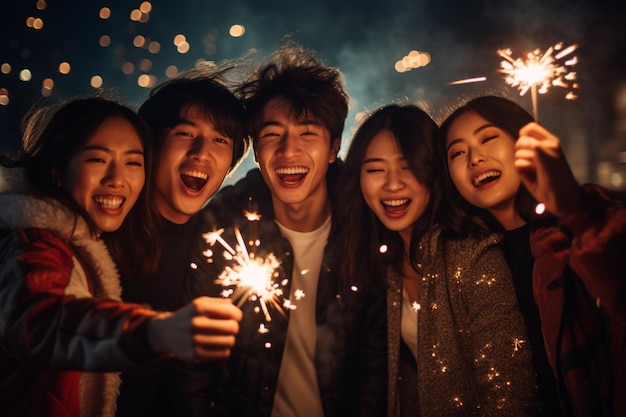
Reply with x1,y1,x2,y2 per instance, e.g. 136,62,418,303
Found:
382,198,410,213
276,166,309,185
472,170,501,187
93,196,124,210
181,170,208,191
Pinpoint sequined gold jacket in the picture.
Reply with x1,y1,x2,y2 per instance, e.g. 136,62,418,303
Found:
386,227,541,417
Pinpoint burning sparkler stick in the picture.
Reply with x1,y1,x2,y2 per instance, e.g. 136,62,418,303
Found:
497,42,578,120
201,210,301,331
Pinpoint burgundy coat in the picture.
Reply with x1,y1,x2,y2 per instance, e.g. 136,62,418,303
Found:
531,184,626,417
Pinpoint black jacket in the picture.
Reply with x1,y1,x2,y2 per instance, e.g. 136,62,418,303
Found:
183,166,387,417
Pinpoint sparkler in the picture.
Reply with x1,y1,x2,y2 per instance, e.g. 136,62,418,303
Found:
497,42,578,120
201,211,300,330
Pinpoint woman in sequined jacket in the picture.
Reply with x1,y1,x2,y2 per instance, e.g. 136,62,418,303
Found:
439,95,626,417
333,104,540,417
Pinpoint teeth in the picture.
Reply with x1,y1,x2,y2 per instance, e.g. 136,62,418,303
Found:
181,170,208,180
276,167,309,175
473,170,500,187
383,199,409,207
94,196,124,209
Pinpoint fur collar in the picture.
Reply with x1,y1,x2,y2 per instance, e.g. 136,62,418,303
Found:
0,165,122,300
0,165,123,416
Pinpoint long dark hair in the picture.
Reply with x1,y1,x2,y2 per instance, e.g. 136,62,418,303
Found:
333,104,441,291
437,95,551,233
8,96,161,278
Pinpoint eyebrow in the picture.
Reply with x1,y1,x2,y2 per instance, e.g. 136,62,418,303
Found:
362,157,384,164
445,123,498,152
82,145,144,156
362,155,405,165
259,119,323,129
172,118,197,127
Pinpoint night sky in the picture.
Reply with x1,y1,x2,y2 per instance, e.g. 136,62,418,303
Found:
2,0,625,187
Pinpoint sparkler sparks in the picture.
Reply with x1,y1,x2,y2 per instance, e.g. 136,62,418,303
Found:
202,212,301,330
512,338,526,357
497,42,579,120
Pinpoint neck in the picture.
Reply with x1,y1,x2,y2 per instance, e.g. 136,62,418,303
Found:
272,195,331,232
490,205,526,231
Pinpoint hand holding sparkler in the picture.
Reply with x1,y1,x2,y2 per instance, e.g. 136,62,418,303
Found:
147,296,242,361
515,122,584,218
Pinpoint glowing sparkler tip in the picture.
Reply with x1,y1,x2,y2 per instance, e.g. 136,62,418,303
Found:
497,41,579,120
244,209,262,222
535,203,546,215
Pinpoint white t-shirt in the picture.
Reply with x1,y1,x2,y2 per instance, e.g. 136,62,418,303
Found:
271,216,331,417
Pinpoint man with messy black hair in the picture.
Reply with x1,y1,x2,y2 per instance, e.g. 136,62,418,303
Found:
184,45,387,417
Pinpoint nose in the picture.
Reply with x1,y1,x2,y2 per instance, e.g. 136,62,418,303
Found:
188,136,212,162
384,168,405,192
469,148,486,167
277,133,300,158
103,161,124,188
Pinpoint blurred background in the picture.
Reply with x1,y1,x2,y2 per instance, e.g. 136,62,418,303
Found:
1,0,625,190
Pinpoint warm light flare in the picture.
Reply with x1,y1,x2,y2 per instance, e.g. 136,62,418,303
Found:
201,211,299,329
497,42,579,120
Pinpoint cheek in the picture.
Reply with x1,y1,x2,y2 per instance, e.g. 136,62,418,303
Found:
132,171,146,189
448,164,466,190
359,177,377,210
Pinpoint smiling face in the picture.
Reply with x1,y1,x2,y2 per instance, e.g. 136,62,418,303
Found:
152,104,234,224
360,129,430,245
254,97,340,215
64,117,145,236
445,110,521,223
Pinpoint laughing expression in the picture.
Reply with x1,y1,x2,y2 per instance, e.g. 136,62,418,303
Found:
255,98,339,213
64,117,145,236
153,104,234,223
445,110,521,218
360,129,430,245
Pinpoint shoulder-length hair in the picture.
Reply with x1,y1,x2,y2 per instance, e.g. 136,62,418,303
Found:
437,95,551,233
12,96,161,278
332,104,440,291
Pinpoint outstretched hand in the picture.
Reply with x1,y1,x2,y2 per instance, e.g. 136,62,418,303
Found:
515,122,584,218
147,296,242,361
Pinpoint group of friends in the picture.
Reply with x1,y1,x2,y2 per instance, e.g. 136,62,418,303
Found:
0,43,624,417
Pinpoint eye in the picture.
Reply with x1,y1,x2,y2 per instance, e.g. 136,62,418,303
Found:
175,130,194,138
481,135,498,144
85,157,106,163
449,149,464,160
214,137,232,145
259,129,281,140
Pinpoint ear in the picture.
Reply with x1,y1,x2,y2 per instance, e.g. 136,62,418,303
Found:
329,138,341,163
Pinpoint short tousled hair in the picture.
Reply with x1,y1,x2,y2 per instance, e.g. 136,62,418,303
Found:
139,67,250,171
237,44,349,145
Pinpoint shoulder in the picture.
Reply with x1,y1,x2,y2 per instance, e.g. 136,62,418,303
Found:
437,229,503,267
2,226,75,279
199,168,273,227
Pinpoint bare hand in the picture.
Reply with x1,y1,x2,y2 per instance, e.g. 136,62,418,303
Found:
148,296,242,361
515,122,584,218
